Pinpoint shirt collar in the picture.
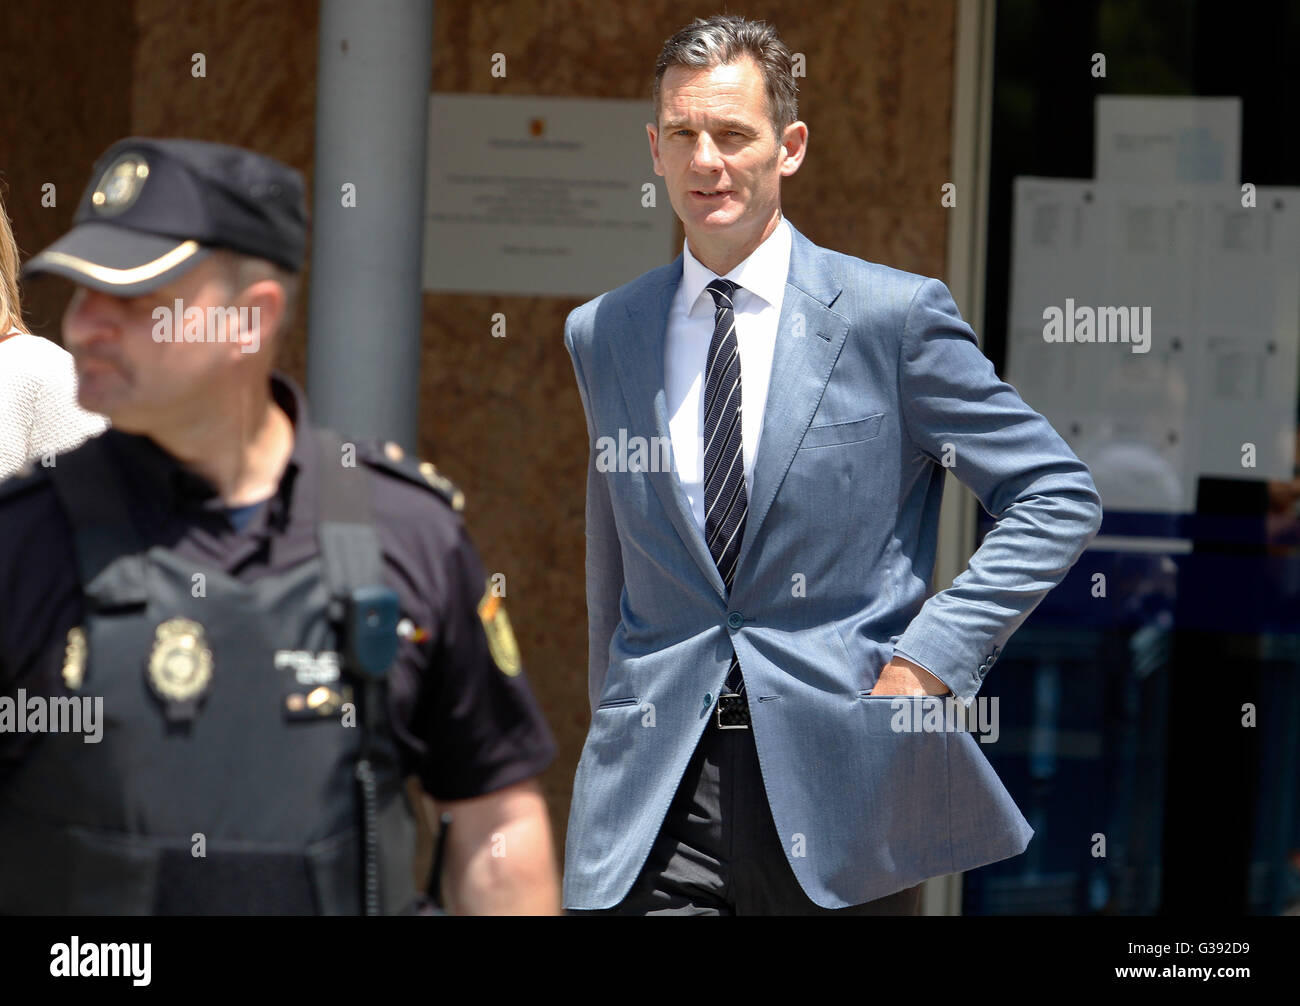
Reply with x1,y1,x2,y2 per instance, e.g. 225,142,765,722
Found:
102,371,313,531
680,215,792,316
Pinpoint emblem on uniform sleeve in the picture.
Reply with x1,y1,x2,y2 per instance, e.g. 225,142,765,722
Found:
147,617,214,719
477,585,521,677
62,627,87,691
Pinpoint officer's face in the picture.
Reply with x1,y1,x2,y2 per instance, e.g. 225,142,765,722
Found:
63,257,250,432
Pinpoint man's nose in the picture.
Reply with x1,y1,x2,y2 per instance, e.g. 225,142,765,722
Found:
690,132,723,172
64,287,123,347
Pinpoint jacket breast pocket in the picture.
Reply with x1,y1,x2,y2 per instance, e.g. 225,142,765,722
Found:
799,412,884,450
595,696,639,710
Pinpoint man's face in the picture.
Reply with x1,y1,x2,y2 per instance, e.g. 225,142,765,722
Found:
648,55,801,245
62,256,248,432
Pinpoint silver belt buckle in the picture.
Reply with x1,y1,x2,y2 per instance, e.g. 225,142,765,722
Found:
716,692,749,730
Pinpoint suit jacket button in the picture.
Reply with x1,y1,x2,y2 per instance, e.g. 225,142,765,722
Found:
727,612,744,629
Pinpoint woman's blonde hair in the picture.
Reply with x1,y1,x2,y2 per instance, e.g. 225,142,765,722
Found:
0,184,28,335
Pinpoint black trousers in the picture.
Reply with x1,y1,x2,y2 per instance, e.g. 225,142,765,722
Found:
569,717,923,916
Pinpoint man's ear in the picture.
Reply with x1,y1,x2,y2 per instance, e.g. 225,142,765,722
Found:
235,278,285,360
646,122,665,177
778,120,809,177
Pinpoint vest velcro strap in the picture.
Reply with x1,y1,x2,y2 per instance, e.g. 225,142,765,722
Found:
0,815,375,915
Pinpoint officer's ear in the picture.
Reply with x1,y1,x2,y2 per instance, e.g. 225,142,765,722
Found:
233,276,285,361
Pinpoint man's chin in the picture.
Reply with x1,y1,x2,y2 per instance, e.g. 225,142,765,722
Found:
692,205,742,228
76,367,126,406
76,386,127,422
681,210,757,254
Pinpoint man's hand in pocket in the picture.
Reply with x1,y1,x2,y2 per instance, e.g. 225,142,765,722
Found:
870,654,950,696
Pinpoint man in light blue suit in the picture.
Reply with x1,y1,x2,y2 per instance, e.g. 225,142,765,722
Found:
562,14,1103,914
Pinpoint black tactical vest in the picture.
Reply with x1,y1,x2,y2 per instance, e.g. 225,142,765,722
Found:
0,432,419,914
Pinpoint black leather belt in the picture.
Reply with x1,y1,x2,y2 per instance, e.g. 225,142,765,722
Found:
715,692,750,730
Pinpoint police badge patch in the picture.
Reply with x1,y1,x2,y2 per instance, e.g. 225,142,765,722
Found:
147,616,214,721
477,585,521,676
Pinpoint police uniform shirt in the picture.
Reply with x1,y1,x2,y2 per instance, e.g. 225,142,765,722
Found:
0,373,557,800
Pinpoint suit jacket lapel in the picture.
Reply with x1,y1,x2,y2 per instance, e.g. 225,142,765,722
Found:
611,257,728,599
608,225,849,600
733,225,849,577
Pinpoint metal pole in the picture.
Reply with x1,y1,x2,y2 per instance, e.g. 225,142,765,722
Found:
308,0,433,449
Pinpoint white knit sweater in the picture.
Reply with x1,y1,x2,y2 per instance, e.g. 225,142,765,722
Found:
0,328,110,480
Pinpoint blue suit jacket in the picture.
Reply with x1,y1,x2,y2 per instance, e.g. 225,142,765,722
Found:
562,222,1103,909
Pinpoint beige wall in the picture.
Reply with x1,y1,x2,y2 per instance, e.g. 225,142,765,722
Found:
1,0,958,852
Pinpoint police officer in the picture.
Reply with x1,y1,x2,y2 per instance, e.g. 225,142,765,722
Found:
0,137,560,914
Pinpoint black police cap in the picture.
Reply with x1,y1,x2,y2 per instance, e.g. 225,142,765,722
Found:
22,137,308,297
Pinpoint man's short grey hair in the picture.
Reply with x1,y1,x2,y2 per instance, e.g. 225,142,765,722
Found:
653,14,798,136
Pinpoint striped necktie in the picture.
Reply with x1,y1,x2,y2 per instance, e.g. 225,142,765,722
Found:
703,278,746,693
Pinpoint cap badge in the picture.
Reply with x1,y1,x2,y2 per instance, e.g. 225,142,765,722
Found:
91,154,150,216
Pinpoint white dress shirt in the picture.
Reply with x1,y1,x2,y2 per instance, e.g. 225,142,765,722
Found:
665,216,792,533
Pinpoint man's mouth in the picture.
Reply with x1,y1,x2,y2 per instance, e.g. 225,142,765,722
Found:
692,189,733,199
